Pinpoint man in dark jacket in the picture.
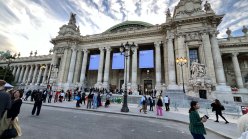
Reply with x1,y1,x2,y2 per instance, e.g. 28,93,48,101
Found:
0,80,11,120
32,90,43,116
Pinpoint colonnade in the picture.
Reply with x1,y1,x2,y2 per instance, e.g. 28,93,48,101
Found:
52,42,164,91
3,32,246,92
10,64,51,85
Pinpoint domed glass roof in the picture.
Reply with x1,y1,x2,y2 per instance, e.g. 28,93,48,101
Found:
104,21,153,33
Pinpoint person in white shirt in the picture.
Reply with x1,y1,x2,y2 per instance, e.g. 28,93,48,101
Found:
238,113,248,139
163,96,170,111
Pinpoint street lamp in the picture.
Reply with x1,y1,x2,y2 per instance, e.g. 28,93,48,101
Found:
3,54,16,80
47,64,57,90
120,42,136,112
176,57,188,94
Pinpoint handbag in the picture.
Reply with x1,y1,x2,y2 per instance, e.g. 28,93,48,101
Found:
1,124,18,139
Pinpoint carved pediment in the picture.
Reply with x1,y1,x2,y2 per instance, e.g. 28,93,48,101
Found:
173,0,205,19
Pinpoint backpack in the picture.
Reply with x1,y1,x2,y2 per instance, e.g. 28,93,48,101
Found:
142,96,147,105
35,93,43,102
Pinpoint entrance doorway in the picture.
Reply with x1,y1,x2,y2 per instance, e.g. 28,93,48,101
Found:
144,80,152,95
199,90,207,99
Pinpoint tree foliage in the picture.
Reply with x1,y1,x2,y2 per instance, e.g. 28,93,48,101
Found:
0,67,14,83
0,50,12,60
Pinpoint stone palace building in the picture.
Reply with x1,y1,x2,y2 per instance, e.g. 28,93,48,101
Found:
1,0,248,102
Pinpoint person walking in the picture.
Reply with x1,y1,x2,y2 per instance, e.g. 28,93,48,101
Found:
0,90,23,137
81,92,86,105
0,80,11,120
32,91,43,116
139,95,147,114
189,101,207,139
42,89,48,103
87,92,93,109
48,90,53,103
105,93,111,108
211,99,229,124
156,95,163,116
24,90,31,101
93,92,98,109
76,92,81,108
163,95,170,111
148,95,154,111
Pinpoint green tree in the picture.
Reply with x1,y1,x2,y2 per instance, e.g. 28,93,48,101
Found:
0,50,16,83
0,67,14,83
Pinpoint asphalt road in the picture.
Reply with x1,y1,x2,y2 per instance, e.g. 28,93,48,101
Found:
17,104,226,139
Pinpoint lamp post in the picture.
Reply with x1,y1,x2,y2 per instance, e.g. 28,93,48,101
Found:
47,64,57,90
176,57,188,94
120,42,135,112
3,54,16,80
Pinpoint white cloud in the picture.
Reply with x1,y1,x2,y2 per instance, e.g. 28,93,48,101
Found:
0,0,247,56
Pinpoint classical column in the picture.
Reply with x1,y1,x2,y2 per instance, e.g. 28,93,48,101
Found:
103,47,111,88
27,65,34,84
63,48,72,82
67,48,77,83
73,50,83,83
36,65,43,85
131,45,138,91
80,49,89,85
210,32,226,85
32,64,39,84
42,64,49,84
167,34,177,87
18,65,25,83
177,34,187,85
58,48,68,83
12,66,17,75
51,50,58,65
22,65,29,83
154,42,162,89
96,47,105,86
14,66,21,82
232,52,244,88
202,32,217,84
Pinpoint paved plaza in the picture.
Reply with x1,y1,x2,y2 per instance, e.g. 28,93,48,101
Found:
21,100,240,139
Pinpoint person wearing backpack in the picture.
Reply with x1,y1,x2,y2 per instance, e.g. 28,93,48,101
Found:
139,95,147,114
32,91,43,116
211,99,229,124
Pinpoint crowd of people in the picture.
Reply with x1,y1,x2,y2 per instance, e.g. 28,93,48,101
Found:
0,79,247,139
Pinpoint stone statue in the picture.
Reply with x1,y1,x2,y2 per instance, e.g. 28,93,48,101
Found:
204,1,213,12
226,28,232,38
30,51,33,56
77,25,80,32
34,50,37,56
191,61,198,78
190,60,206,78
68,13,76,25
166,8,171,17
242,26,248,36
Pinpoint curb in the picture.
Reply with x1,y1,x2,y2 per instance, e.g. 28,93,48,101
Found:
23,102,234,139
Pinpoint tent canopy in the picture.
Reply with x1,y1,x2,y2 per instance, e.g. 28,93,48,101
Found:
4,82,14,88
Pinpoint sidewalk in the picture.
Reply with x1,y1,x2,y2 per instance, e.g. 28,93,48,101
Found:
23,100,240,139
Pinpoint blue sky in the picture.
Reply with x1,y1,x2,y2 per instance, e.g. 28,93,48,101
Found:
0,0,247,57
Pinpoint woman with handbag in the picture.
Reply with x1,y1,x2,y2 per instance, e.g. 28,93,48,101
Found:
0,90,23,138
189,101,207,139
211,99,229,124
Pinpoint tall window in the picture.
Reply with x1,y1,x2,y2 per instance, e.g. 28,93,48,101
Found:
189,49,199,64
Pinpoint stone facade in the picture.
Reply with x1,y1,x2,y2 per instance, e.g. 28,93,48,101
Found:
0,0,248,102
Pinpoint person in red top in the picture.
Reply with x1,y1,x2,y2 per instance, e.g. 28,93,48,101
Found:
54,91,60,103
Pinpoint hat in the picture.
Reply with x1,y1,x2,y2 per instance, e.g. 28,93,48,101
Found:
0,80,6,87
